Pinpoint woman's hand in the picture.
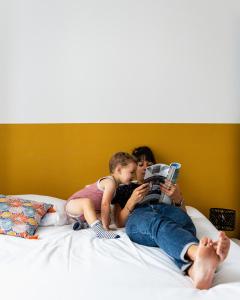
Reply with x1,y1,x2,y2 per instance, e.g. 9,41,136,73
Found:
127,183,149,210
160,180,183,205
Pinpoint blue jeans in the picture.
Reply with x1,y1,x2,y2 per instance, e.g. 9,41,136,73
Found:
126,203,199,271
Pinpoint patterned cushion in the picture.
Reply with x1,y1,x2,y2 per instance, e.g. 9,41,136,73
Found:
11,194,69,226
0,195,53,239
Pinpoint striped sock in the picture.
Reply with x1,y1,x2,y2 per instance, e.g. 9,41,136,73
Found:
72,220,84,231
82,221,89,229
90,220,120,239
73,220,89,231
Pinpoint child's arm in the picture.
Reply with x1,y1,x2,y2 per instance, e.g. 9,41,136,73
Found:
100,179,116,230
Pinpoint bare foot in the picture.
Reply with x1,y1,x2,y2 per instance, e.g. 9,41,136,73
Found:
187,237,220,290
213,231,230,262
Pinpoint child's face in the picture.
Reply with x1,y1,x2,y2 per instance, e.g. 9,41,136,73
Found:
118,162,137,184
136,160,154,184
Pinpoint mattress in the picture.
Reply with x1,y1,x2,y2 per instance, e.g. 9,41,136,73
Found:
0,206,240,300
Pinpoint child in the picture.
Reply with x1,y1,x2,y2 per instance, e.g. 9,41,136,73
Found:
65,152,137,239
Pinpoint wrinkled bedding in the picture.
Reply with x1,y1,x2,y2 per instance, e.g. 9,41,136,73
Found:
0,206,239,300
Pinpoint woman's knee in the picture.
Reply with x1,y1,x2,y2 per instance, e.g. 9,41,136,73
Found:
126,222,157,247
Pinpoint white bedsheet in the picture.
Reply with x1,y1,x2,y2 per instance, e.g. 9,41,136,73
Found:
0,206,240,300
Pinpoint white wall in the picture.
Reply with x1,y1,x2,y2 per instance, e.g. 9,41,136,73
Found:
0,0,239,123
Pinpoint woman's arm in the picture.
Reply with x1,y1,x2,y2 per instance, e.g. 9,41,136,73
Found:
113,183,149,227
113,203,130,228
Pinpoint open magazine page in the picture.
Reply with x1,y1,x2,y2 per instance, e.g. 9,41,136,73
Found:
159,163,181,203
139,163,181,205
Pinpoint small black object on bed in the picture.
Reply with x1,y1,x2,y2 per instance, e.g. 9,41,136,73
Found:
209,208,236,231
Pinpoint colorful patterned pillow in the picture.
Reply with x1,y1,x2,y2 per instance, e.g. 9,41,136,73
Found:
11,194,69,226
0,195,53,239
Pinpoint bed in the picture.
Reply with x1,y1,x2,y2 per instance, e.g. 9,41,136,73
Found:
0,196,240,300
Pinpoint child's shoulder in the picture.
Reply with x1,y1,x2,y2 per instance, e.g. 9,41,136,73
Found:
98,176,116,189
98,175,115,183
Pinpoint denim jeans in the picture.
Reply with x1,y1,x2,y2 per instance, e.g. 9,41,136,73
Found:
126,203,199,271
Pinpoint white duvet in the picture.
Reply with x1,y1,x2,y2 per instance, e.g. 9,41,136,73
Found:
0,206,240,300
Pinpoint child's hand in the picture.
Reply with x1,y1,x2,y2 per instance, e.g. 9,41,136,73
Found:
103,225,110,231
103,226,116,231
101,216,111,230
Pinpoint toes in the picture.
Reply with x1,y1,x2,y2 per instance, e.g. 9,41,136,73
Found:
206,238,214,247
216,233,230,261
219,231,226,239
200,237,208,246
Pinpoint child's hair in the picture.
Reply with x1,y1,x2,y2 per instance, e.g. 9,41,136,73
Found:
132,146,156,164
109,152,137,173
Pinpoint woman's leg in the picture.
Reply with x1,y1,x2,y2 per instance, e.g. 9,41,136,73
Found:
186,232,230,289
127,205,230,289
126,205,199,270
213,231,231,262
156,204,197,236
126,206,159,247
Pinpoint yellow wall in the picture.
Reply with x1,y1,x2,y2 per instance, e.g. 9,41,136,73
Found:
0,123,239,237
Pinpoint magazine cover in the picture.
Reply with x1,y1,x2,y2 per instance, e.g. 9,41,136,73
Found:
140,163,181,205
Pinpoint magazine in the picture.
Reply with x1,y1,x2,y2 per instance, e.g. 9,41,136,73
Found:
139,162,181,205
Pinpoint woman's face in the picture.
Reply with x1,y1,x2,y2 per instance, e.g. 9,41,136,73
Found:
136,159,154,183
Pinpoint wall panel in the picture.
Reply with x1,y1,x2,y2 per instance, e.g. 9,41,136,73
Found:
0,123,239,237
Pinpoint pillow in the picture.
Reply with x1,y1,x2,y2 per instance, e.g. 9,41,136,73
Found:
11,194,69,226
186,206,206,219
0,195,53,239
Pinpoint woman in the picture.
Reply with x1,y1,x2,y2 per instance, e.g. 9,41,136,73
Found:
112,146,230,290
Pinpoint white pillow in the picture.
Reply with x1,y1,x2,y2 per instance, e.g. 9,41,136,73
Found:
11,194,69,226
186,205,207,219
186,206,219,240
